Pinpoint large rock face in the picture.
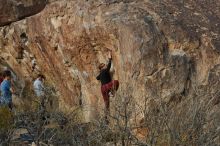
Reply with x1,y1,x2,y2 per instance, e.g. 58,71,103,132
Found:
0,0,220,121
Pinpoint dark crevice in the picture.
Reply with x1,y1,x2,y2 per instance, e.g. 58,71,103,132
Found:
181,58,195,97
20,32,28,44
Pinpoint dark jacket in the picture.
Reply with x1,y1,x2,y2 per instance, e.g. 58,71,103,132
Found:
96,59,112,85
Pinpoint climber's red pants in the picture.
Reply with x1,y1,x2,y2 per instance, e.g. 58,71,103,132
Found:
101,80,119,110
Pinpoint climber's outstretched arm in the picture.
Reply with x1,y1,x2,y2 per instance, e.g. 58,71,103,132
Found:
106,51,112,71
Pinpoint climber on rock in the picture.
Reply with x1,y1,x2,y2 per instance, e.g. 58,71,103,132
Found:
0,70,15,109
96,51,119,113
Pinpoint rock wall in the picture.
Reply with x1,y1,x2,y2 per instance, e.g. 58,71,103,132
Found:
0,0,219,122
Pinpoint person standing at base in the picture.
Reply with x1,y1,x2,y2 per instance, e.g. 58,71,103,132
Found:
0,70,15,109
33,74,46,110
33,74,45,97
96,51,119,117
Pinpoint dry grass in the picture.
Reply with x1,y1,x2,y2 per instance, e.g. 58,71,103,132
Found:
0,82,220,146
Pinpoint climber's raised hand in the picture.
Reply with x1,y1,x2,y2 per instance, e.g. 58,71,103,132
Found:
108,50,112,59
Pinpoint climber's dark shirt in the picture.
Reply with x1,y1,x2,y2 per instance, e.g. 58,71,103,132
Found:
96,59,112,85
